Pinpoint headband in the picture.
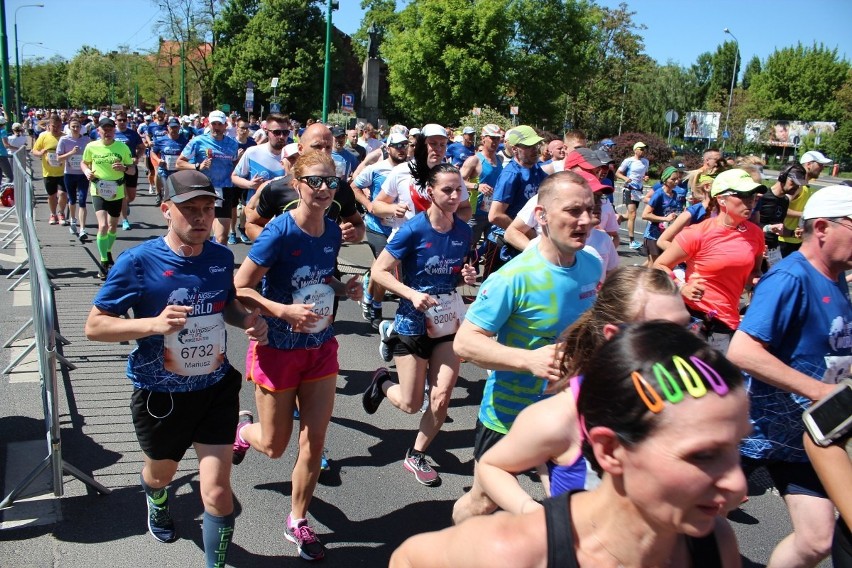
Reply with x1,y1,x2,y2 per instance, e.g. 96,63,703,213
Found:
631,355,730,413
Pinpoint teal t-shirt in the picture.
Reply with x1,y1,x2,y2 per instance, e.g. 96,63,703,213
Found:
466,244,601,434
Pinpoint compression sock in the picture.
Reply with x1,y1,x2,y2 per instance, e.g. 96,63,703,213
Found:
96,234,110,262
139,474,168,506
106,230,117,251
202,511,235,568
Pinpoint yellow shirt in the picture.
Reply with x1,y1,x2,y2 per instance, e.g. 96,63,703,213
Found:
779,185,812,245
33,132,64,177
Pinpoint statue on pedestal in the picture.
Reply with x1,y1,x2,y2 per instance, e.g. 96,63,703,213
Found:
367,23,380,60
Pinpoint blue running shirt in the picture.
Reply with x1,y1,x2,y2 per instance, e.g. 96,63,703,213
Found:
181,133,239,190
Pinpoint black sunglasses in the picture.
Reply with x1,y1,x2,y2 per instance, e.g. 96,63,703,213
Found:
268,129,290,137
388,142,409,150
298,175,341,191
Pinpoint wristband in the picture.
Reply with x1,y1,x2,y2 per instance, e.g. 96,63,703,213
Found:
195,163,200,171
473,182,480,192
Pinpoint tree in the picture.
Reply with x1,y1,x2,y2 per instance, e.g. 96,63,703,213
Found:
382,0,513,125
352,0,398,62
455,106,513,133
741,56,761,90
746,43,850,120
20,56,68,109
66,47,114,108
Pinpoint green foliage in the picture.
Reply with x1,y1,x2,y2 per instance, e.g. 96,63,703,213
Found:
741,56,761,90
20,56,68,109
66,47,114,108
747,43,850,120
352,0,397,62
610,131,672,175
455,106,513,132
383,0,513,125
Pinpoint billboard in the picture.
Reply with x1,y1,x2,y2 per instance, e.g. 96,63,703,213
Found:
683,111,721,140
743,119,837,147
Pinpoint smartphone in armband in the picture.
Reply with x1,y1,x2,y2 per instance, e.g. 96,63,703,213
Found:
803,378,852,447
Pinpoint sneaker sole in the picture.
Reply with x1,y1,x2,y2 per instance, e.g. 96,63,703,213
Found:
362,368,388,415
284,531,325,561
403,460,440,486
147,512,177,543
232,411,254,465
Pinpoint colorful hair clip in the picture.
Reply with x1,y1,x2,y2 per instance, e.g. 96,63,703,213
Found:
672,355,707,398
652,362,684,404
632,371,664,413
689,356,730,396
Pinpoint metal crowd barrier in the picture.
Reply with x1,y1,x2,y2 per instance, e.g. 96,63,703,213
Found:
1,148,110,509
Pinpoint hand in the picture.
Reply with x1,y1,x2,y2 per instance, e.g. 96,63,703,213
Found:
282,303,322,332
478,183,494,196
111,161,125,172
794,227,803,239
151,305,192,335
526,344,563,382
394,203,410,218
681,272,706,303
769,223,783,235
243,308,268,345
249,174,265,189
83,169,94,181
461,263,477,285
199,158,212,171
340,222,358,242
667,213,678,222
409,291,437,312
343,276,363,301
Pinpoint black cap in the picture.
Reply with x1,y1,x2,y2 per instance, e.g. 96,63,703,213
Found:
166,170,217,203
167,117,180,127
330,126,346,137
98,117,116,128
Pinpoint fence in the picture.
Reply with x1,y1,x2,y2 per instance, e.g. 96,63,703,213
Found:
0,148,110,509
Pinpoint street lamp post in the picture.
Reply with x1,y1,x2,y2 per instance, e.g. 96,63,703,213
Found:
722,28,739,151
14,4,44,123
19,41,42,107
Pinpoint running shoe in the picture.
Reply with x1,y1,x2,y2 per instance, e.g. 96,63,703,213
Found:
146,491,177,543
107,252,114,268
59,214,69,226
155,196,162,206
320,449,330,472
362,367,389,414
238,228,251,244
420,386,429,413
232,410,253,465
122,219,132,230
378,320,394,363
48,214,58,225
148,187,156,195
360,299,371,322
69,221,78,235
368,305,382,331
628,241,642,250
227,232,237,245
98,261,110,281
284,515,326,561
403,448,439,486
78,229,89,244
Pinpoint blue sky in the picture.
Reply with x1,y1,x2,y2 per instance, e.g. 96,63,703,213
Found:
7,0,851,73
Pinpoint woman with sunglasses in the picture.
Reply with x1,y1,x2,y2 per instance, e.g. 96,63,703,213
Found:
654,169,766,354
362,162,477,486
233,152,362,562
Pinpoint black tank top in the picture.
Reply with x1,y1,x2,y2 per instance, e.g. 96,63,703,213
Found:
544,492,723,568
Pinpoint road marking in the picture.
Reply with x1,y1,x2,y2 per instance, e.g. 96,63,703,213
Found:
0,440,59,529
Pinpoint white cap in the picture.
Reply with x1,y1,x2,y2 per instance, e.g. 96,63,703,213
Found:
409,127,421,137
283,143,300,158
389,124,409,136
800,150,832,165
387,132,408,145
421,123,447,138
802,185,852,220
207,110,227,124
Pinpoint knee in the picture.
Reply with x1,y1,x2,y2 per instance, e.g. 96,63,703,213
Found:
430,387,452,413
257,436,288,459
201,483,233,513
795,528,833,562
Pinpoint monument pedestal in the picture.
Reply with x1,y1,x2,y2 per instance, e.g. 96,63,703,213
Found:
361,58,381,125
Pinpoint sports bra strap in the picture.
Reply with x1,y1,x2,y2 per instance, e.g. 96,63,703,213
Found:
544,492,580,568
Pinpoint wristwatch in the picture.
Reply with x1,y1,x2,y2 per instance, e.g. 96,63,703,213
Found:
195,163,200,171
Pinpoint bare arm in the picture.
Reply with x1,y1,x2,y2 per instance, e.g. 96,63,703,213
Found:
233,257,322,331
85,305,191,343
503,216,536,251
804,434,852,528
453,320,562,382
487,201,512,231
657,210,693,251
351,146,382,179
370,250,438,312
372,191,408,218
339,211,366,243
351,180,373,212
477,392,577,514
727,331,836,402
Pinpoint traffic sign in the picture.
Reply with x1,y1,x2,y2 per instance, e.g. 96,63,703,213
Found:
270,102,281,113
271,77,279,88
510,106,518,116
722,130,730,139
665,109,678,125
341,93,355,114
472,107,481,116
245,101,253,112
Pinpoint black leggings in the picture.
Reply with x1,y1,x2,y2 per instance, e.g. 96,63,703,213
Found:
0,156,13,184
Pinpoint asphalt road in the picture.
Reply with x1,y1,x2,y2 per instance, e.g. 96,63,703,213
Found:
0,163,833,567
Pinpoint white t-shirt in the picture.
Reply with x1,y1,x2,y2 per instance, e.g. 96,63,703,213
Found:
599,200,619,233
617,156,649,185
7,134,27,150
359,137,382,153
380,161,468,236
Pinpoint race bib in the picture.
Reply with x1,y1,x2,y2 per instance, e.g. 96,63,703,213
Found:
47,152,60,167
68,155,82,170
292,283,335,333
766,247,782,268
164,155,179,171
425,292,466,338
96,179,119,199
823,356,852,384
163,313,226,376
380,216,395,227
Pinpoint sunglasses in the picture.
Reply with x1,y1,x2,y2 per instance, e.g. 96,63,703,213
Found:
388,142,409,150
298,175,341,191
268,129,290,137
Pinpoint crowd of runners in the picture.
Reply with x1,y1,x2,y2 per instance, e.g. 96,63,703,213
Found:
9,104,851,567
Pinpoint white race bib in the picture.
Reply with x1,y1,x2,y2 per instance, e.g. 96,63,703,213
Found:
47,152,60,167
292,283,335,333
69,155,82,170
823,356,852,385
766,247,782,268
164,155,179,171
425,292,466,338
96,179,119,200
163,313,226,376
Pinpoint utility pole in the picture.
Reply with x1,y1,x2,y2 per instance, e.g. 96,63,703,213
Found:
321,0,339,123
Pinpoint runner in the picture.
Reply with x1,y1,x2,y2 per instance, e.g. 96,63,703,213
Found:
55,116,90,241
232,152,362,562
177,111,240,245
113,110,145,230
80,117,135,279
616,141,650,250
228,117,259,244
362,163,476,485
31,115,68,225
151,117,190,189
84,169,268,568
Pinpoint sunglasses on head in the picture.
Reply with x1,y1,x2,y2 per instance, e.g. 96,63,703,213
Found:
298,175,341,191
